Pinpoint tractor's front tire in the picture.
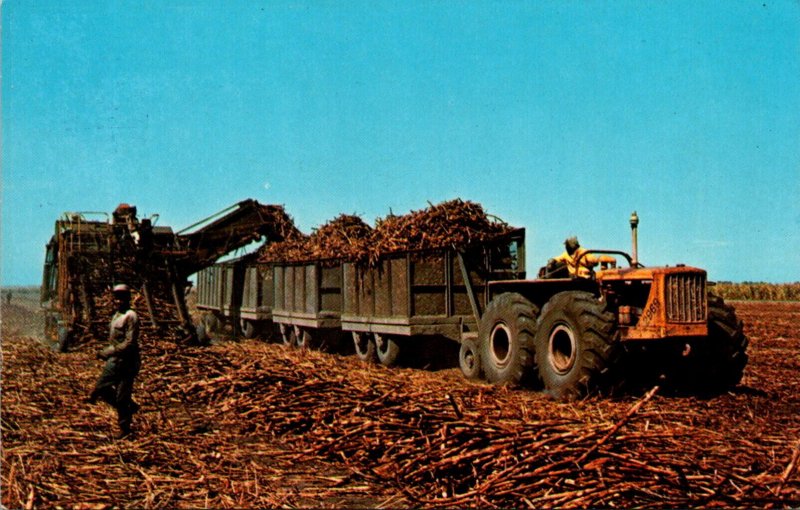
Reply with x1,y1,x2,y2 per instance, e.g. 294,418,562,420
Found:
533,291,619,400
479,293,539,385
688,295,749,392
707,295,749,387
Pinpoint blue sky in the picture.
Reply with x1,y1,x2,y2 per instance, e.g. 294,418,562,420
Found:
2,0,799,285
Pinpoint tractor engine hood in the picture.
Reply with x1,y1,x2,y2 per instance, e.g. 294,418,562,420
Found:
600,265,709,341
597,264,707,283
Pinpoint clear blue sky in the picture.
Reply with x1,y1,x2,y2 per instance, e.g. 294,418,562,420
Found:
2,1,799,285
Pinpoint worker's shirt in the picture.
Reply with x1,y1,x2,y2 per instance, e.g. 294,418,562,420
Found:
108,309,140,358
553,248,604,278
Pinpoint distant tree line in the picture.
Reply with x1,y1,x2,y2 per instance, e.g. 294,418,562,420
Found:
711,282,800,301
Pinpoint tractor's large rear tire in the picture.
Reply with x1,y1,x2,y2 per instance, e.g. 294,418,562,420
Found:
479,293,539,385
533,291,619,400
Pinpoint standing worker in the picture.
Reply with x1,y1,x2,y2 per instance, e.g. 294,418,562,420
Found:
88,284,141,438
548,237,616,278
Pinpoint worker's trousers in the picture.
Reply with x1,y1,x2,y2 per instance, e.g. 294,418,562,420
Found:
91,353,141,433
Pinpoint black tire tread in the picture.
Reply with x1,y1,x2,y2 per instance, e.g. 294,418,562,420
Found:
459,339,483,380
703,295,749,390
479,293,540,385
534,291,620,400
353,332,378,363
241,320,257,339
376,334,401,367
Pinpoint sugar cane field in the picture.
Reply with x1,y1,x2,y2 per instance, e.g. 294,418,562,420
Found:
1,285,798,508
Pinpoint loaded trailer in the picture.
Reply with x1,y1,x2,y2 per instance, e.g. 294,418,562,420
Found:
271,261,346,349
341,229,525,366
195,256,275,340
197,228,525,362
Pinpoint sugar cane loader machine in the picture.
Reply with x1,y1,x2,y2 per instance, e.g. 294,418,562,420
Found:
41,199,298,351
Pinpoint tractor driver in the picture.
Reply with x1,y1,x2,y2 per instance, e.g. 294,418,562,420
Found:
548,236,616,278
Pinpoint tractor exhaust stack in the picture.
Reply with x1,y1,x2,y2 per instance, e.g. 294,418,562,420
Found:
630,211,639,266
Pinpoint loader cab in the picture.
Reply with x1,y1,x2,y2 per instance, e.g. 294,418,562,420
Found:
40,236,67,345
41,238,58,305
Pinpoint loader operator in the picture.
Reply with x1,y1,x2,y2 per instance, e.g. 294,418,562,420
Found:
88,284,141,438
548,236,616,278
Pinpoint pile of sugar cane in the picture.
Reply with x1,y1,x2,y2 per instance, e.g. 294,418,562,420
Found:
258,214,371,264
258,199,513,265
4,303,798,508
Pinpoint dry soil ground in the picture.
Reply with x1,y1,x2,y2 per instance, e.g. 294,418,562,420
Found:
1,289,798,508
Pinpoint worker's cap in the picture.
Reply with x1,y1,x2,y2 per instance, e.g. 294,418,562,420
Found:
112,284,131,294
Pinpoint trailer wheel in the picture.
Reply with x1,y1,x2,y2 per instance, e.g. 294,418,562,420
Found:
479,293,539,385
240,319,257,339
312,329,344,353
295,326,316,349
264,323,282,344
353,332,377,363
279,324,296,347
534,291,619,400
459,339,483,380
375,334,401,367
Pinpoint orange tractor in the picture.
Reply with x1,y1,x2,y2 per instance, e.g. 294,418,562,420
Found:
466,212,748,399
